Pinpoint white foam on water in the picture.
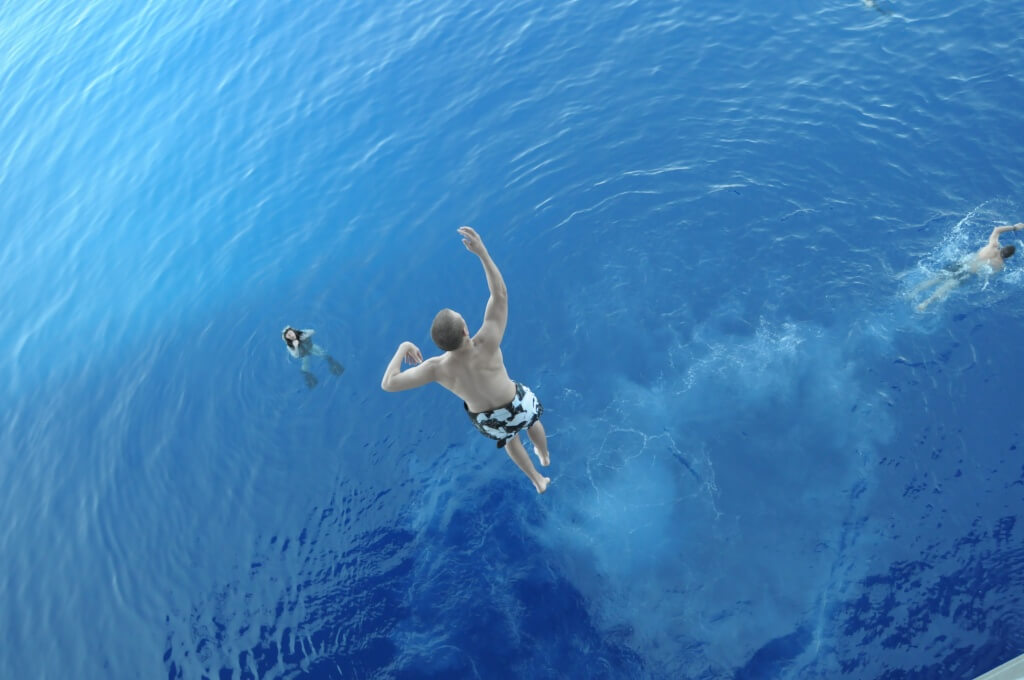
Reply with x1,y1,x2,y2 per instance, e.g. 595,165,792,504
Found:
531,318,896,676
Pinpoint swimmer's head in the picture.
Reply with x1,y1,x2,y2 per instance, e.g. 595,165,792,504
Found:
282,326,300,348
431,308,468,351
1001,245,1016,259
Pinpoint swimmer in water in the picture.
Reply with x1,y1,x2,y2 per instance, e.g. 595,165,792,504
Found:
915,222,1023,311
863,0,892,16
282,326,345,388
380,227,552,494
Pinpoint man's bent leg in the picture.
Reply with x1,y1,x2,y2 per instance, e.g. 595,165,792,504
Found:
912,276,943,296
917,279,959,311
506,437,550,494
527,420,551,467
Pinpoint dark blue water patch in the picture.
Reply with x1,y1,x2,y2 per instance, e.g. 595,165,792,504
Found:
388,480,649,680
868,638,1019,680
164,509,417,679
827,514,1024,678
733,624,811,680
162,479,649,680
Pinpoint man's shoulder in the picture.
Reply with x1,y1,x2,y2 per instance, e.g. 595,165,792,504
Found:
423,354,452,376
435,348,490,377
470,333,504,354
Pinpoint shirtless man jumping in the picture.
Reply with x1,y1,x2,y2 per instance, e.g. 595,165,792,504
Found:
916,222,1023,311
381,226,552,493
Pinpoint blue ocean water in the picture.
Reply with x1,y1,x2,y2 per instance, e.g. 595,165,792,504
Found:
2,0,1024,678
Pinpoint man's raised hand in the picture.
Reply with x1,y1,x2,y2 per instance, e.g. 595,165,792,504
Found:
402,341,424,365
458,226,487,256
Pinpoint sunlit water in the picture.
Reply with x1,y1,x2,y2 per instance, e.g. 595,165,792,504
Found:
1,1,1023,678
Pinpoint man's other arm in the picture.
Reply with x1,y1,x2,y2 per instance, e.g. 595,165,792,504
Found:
381,342,437,392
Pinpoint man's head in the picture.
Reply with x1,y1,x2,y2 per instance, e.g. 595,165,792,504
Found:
431,309,468,351
1001,245,1016,260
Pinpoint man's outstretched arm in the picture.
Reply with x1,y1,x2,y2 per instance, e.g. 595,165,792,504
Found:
381,342,436,392
458,226,508,346
989,222,1024,244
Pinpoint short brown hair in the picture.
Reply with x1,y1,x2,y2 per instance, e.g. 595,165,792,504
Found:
431,309,465,351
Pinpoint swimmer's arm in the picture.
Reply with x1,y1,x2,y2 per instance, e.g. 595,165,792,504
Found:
381,342,436,392
459,226,508,346
989,224,1023,244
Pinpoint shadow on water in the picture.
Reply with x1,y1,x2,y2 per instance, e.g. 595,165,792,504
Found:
735,625,812,680
163,474,650,679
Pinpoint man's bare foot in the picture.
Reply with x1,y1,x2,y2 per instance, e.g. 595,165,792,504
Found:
534,476,551,494
535,446,550,467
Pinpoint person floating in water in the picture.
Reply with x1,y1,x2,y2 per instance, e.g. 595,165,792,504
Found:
915,222,1023,311
380,226,552,494
282,326,345,388
862,0,892,16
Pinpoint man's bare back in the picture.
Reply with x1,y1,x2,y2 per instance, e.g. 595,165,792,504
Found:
971,240,1010,273
411,311,517,412
381,227,552,493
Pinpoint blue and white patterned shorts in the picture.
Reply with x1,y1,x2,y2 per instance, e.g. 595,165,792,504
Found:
464,382,544,448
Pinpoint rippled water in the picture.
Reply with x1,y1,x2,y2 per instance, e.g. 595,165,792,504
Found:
2,1,1023,678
